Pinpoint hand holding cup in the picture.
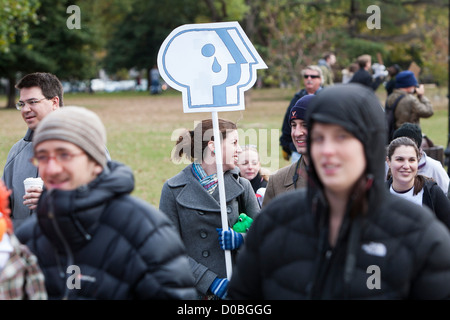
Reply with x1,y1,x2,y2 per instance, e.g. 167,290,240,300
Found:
23,177,44,210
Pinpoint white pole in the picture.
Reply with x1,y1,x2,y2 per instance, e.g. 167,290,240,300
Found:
211,111,233,280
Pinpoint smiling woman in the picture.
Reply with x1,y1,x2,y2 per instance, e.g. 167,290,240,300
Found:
386,136,450,229
159,118,260,300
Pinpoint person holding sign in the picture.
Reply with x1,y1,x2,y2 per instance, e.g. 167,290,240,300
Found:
159,118,260,300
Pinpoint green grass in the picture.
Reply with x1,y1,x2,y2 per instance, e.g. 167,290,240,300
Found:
1,86,448,207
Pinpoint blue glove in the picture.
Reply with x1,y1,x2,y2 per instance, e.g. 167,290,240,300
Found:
209,277,228,299
216,228,243,250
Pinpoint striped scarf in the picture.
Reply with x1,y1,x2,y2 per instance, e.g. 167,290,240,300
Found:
192,162,218,195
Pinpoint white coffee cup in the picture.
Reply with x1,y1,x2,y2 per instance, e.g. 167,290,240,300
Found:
23,177,44,195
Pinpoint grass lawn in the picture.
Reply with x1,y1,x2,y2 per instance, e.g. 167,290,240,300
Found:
1,85,448,207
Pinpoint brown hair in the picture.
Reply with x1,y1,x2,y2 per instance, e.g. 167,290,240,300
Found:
386,136,425,195
16,72,64,107
173,119,237,162
356,54,372,69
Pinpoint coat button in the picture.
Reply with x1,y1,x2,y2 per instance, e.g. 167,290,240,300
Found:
200,230,207,238
227,206,232,213
198,211,204,215
202,250,209,257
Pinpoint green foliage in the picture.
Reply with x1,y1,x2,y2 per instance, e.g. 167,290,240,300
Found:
103,0,198,74
0,0,102,81
0,0,40,53
336,37,387,66
0,0,447,89
103,0,250,75
248,0,448,88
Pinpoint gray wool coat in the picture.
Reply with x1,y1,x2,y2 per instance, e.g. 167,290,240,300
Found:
159,164,260,295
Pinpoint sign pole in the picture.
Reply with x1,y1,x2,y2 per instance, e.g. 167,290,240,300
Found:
211,110,233,280
157,21,268,281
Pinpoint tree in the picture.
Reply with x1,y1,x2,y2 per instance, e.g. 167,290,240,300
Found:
242,0,448,88
0,0,40,53
103,0,249,88
0,0,102,108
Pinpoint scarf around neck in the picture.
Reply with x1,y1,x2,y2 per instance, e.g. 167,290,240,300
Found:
192,162,218,195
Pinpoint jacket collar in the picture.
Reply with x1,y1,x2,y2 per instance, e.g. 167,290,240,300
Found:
36,161,134,252
24,128,34,142
168,164,244,212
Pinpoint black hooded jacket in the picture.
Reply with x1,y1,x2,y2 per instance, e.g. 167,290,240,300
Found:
16,161,196,300
228,84,450,299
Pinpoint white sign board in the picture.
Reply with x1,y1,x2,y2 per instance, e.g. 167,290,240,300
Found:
157,21,267,113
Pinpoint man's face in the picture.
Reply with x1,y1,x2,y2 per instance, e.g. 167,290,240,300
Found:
303,70,321,94
34,140,102,191
291,119,308,154
328,55,336,66
19,87,59,130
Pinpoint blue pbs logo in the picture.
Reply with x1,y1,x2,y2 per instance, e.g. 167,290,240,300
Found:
158,21,267,113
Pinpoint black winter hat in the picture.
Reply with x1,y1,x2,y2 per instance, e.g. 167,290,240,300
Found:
392,122,422,148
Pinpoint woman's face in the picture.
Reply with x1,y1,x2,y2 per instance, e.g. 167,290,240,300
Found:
387,145,418,190
221,130,241,172
237,148,261,181
310,123,366,196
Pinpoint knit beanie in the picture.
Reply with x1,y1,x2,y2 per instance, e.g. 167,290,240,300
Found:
392,122,422,148
395,70,418,88
289,94,315,125
33,106,107,167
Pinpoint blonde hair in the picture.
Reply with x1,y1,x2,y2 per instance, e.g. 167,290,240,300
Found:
239,145,270,181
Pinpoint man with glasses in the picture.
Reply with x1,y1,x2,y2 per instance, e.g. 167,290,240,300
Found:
15,106,197,299
280,65,323,163
2,72,64,229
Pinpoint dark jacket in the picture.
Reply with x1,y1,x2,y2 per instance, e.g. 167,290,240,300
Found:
229,83,450,300
2,129,112,230
386,177,450,230
349,68,384,91
249,172,267,194
16,161,197,300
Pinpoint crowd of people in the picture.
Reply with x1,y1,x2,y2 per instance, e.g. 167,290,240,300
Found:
0,51,449,300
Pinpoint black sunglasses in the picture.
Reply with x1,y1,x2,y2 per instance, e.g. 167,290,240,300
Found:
303,74,320,79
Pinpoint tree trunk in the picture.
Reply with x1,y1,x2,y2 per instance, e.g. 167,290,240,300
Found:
6,76,16,109
146,68,150,92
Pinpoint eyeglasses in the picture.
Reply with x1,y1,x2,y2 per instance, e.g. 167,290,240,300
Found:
303,75,320,79
16,97,48,111
30,152,85,166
